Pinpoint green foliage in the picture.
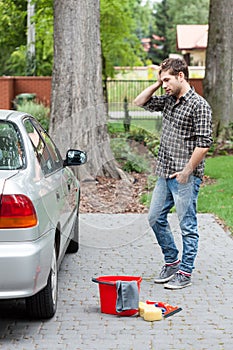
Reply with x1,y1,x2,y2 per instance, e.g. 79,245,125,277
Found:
110,134,151,174
5,45,27,75
123,152,150,173
130,119,161,134
168,0,209,25
108,122,160,157
109,123,159,174
148,0,171,64
107,122,126,135
1,0,144,78
0,0,53,76
33,0,54,76
110,138,131,160
100,0,145,79
128,127,160,156
0,0,210,77
0,0,27,75
139,175,157,207
128,127,147,143
16,101,50,131
144,174,157,191
134,0,156,39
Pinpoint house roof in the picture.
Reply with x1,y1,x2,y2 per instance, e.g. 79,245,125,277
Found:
177,25,208,50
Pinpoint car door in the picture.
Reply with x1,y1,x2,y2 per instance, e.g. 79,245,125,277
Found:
23,118,73,255
38,127,78,246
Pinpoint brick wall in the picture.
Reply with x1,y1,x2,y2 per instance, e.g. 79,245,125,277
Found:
189,78,203,96
0,76,52,109
0,77,15,109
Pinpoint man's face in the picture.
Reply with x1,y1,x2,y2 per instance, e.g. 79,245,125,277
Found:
160,70,182,98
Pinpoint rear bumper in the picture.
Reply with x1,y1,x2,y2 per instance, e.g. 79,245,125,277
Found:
0,231,54,299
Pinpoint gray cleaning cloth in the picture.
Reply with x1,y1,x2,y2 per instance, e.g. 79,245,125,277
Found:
116,280,139,313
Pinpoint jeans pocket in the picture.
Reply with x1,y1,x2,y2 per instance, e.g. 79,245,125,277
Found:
194,176,202,193
177,175,193,194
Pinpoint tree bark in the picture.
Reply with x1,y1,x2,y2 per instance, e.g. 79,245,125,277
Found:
50,0,121,181
203,0,233,140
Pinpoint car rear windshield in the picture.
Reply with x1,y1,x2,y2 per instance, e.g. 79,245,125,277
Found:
0,121,24,170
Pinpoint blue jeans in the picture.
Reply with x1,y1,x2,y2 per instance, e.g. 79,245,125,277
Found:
148,176,202,274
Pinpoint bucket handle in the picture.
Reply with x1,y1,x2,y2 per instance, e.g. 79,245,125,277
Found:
92,278,115,286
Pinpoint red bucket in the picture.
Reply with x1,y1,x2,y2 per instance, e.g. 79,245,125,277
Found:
92,275,142,316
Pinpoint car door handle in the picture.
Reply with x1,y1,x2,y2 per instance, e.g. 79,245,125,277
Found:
67,178,73,192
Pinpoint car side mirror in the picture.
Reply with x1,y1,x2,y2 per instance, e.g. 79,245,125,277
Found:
64,150,87,167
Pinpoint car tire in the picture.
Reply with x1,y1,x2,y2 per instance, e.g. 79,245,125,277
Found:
66,213,79,254
26,244,58,319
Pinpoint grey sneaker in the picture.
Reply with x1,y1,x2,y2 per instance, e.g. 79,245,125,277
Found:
164,272,192,289
154,263,180,283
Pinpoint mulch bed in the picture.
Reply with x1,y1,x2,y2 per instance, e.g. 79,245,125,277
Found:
79,173,215,214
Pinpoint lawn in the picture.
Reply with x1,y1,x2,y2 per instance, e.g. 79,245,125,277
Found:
130,119,162,134
108,119,161,134
198,155,233,233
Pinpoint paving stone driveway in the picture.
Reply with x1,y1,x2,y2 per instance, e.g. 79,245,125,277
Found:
0,213,232,350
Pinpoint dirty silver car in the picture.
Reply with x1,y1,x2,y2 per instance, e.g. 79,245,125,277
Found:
0,110,86,319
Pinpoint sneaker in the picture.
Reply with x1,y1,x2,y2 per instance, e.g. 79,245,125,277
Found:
164,272,192,290
154,262,180,283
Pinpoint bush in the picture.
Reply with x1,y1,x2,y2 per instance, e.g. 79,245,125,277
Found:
16,101,50,131
110,137,150,173
123,153,150,173
127,126,160,156
144,174,157,191
107,122,126,135
110,138,131,160
128,127,148,143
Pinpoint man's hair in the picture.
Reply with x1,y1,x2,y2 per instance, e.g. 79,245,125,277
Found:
159,58,189,81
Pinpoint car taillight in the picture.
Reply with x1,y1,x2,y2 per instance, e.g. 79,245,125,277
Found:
0,194,38,228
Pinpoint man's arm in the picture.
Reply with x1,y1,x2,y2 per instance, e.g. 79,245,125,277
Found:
170,147,209,184
133,80,162,106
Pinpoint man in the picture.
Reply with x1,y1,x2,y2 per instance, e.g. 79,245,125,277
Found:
134,58,212,289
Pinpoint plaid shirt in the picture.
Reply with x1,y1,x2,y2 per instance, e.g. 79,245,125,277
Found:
142,88,212,179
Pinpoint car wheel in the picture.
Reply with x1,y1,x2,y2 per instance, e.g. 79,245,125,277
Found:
26,245,58,319
66,213,79,254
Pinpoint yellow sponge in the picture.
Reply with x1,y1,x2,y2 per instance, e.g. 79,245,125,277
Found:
138,301,147,317
143,306,162,321
138,302,163,321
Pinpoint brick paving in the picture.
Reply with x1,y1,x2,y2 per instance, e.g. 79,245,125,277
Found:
0,213,232,350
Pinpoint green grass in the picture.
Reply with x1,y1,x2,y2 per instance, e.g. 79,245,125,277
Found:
108,120,161,134
198,155,233,233
130,119,161,134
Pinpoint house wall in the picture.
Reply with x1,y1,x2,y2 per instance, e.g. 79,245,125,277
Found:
182,50,206,67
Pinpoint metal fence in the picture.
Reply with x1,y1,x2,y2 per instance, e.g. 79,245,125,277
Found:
106,80,163,121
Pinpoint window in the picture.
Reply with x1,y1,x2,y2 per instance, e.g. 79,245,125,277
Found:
24,118,63,176
0,121,24,170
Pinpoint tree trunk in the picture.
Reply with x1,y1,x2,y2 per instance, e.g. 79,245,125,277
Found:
203,0,233,140
50,0,121,181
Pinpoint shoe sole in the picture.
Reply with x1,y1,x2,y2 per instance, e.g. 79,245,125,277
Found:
154,273,175,284
164,281,192,290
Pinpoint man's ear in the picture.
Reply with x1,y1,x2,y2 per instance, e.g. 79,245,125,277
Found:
178,71,185,82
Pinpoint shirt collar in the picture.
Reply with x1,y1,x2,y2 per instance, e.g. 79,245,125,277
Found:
170,87,194,103
181,87,195,101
